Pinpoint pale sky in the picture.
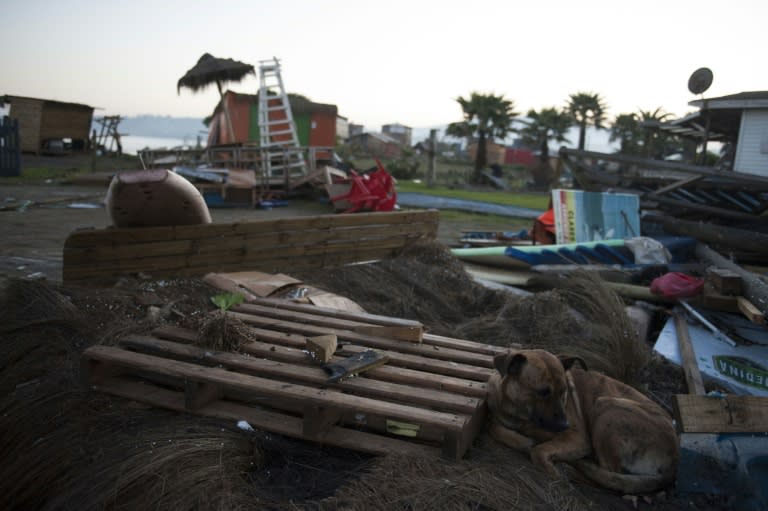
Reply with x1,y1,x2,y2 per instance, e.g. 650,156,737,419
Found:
2,0,767,132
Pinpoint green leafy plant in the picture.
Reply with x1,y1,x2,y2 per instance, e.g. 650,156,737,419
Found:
210,292,244,312
202,292,246,352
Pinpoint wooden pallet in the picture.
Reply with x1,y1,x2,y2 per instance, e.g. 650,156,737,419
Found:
64,210,439,283
82,300,504,458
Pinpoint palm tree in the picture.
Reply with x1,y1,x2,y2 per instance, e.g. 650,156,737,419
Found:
610,113,641,155
518,107,573,163
566,92,608,150
446,92,518,183
637,107,674,158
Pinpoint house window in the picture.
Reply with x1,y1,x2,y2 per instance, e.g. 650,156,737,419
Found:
311,121,317,129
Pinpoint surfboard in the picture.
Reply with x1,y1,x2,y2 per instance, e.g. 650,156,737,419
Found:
451,239,628,269
105,169,212,227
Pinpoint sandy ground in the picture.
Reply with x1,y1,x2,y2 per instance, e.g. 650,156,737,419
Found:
0,181,531,283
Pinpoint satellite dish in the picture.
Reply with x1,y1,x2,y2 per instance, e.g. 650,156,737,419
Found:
688,67,713,95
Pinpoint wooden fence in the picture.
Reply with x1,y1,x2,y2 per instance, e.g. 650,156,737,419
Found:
0,116,21,177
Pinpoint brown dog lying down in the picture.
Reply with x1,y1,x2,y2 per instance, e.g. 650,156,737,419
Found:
487,349,679,494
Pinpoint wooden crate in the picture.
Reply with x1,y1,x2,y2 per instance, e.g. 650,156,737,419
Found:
82,300,503,458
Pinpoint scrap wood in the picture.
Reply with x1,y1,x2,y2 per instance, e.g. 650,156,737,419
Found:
305,334,338,363
706,268,744,296
645,214,768,256
81,344,471,456
152,325,490,398
232,302,426,344
673,394,768,433
243,296,420,334
695,243,768,317
673,313,706,395
737,297,766,325
349,325,423,344
225,307,494,370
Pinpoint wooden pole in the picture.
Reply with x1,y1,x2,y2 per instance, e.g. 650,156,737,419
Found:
673,313,706,395
427,129,437,188
217,81,236,144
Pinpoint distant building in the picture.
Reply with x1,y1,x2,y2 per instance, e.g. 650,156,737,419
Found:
0,95,94,154
660,91,768,176
467,140,506,166
382,123,412,146
348,123,365,137
336,115,349,141
346,132,403,158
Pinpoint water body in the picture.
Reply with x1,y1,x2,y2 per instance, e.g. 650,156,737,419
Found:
119,135,204,156
396,192,543,219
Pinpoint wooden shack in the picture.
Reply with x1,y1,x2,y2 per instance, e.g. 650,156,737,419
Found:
1,95,94,154
207,91,337,148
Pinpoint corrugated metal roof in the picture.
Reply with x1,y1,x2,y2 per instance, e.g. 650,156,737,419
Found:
690,91,768,109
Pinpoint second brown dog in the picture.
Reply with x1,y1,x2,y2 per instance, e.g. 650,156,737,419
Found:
487,348,679,494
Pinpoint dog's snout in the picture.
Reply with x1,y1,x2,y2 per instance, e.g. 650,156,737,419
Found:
536,414,569,433
550,417,569,432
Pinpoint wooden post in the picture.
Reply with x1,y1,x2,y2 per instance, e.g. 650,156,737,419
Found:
673,313,705,395
427,129,437,188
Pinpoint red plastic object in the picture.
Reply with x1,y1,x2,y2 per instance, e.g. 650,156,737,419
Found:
329,160,397,213
650,272,705,298
532,207,556,245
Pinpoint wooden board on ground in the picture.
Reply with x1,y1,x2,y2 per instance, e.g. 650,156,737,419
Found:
673,394,768,433
82,302,495,458
63,210,440,283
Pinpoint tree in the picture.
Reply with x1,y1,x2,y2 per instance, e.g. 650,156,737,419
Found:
566,92,607,150
610,113,642,155
446,92,518,183
637,107,674,158
518,107,573,163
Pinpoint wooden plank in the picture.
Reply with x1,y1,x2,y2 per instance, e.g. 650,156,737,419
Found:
350,325,423,343
234,303,421,342
93,376,439,457
63,221,436,265
227,309,494,369
648,175,704,197
83,345,467,432
673,314,706,395
303,404,343,441
673,394,768,433
737,296,766,325
240,296,425,334
64,210,440,248
119,335,482,415
185,380,223,410
64,245,406,282
152,325,489,398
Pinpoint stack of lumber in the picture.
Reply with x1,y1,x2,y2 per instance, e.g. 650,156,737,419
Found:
64,210,439,283
82,297,503,458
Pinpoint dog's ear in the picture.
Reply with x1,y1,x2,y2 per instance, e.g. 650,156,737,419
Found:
559,355,588,372
494,351,527,376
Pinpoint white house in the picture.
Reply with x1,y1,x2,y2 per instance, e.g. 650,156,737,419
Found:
669,91,768,176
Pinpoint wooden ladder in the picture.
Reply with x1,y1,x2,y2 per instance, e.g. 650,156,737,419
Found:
257,57,307,181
